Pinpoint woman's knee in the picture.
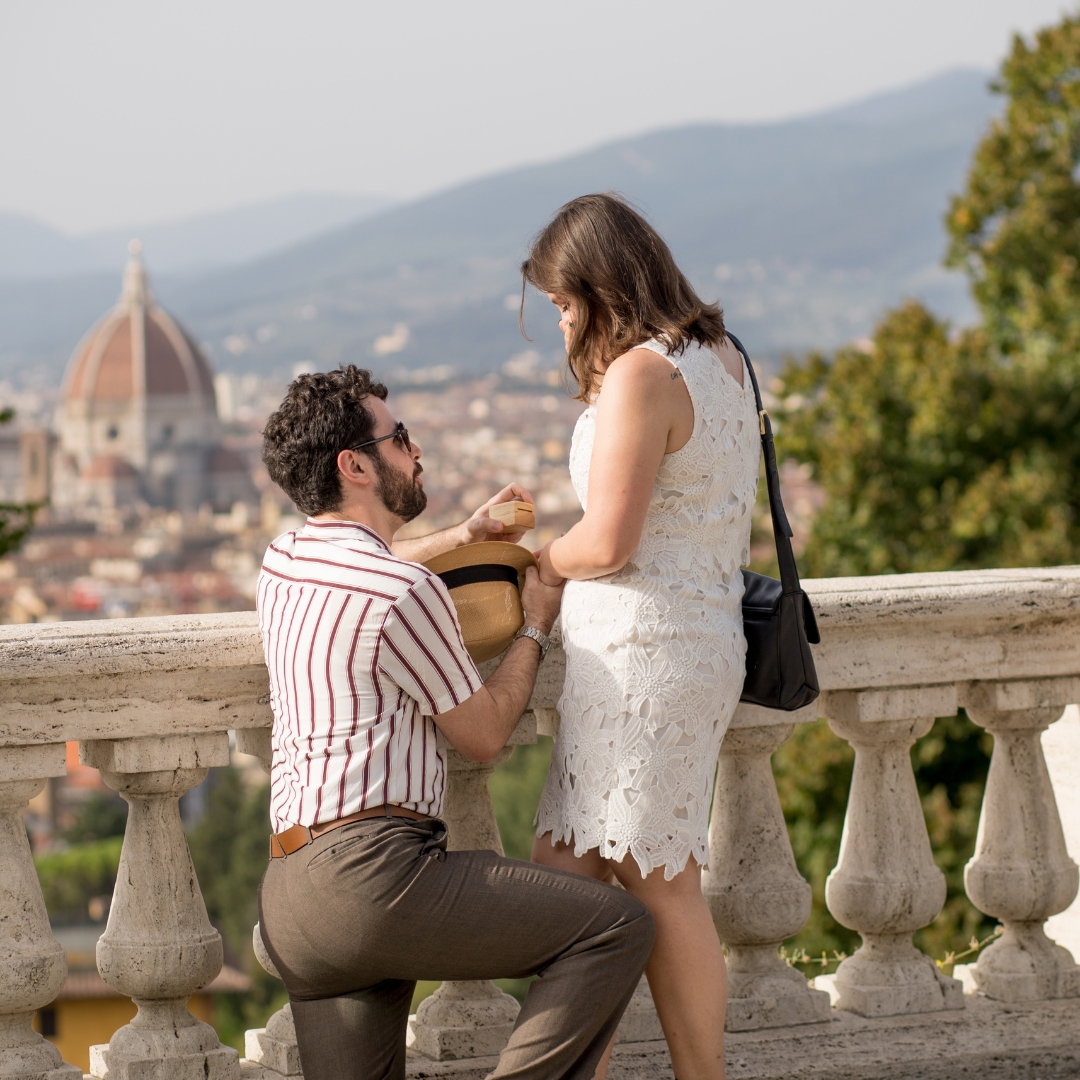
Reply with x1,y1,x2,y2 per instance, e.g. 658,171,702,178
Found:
612,857,703,905
532,832,613,882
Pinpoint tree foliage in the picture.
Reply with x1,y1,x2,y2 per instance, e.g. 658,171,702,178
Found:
35,837,123,920
767,12,1080,968
776,301,1080,577
0,408,38,558
947,14,1080,353
62,791,128,846
186,770,284,1051
777,13,1080,579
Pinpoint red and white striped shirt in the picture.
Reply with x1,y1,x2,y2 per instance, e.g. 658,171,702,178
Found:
256,518,483,831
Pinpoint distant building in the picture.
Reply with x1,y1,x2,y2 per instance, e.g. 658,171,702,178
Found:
51,242,255,517
0,429,52,505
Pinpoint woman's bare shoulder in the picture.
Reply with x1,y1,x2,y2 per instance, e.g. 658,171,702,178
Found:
603,346,681,391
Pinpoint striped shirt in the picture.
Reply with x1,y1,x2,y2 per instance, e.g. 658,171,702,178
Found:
256,518,483,831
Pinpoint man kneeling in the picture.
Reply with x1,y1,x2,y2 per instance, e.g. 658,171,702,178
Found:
256,365,654,1080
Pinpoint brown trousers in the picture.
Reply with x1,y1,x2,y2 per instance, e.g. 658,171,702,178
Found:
258,816,654,1080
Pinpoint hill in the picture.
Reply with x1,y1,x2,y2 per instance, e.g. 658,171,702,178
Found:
0,191,393,280
0,69,997,385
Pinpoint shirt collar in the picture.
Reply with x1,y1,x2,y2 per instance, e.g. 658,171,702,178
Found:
302,518,392,552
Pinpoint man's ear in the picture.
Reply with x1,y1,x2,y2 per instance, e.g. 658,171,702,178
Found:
336,449,374,488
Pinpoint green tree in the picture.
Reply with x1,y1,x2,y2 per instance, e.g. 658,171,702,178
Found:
774,301,1080,578
188,770,271,960
946,14,1080,354
187,770,284,1051
764,13,1080,972
35,837,123,921
0,408,39,557
490,738,553,860
62,791,128,846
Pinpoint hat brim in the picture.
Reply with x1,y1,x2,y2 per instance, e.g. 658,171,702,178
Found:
423,541,537,585
424,542,538,662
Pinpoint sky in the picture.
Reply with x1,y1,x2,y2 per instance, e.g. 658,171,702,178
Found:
0,0,1073,234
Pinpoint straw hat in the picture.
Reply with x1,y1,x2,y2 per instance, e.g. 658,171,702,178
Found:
424,541,538,662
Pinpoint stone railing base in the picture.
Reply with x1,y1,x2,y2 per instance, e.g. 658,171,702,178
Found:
390,994,1080,1080
244,1004,302,1076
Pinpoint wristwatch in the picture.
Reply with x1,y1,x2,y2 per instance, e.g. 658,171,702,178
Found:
515,625,551,662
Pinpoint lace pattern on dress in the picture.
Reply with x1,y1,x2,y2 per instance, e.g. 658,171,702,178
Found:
534,339,761,879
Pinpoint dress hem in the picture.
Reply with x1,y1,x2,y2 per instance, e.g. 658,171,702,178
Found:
533,805,710,882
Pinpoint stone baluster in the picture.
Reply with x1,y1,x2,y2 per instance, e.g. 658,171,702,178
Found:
821,687,964,1016
235,727,303,1079
407,746,521,1061
80,733,240,1080
961,678,1080,1001
0,744,82,1080
702,704,832,1030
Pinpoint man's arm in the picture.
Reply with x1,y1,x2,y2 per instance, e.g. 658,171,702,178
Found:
392,483,535,564
432,565,563,761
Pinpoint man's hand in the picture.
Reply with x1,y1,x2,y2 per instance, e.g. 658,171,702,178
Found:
462,483,536,545
391,482,535,563
520,565,564,635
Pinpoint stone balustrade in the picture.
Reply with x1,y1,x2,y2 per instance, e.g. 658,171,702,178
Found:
2,566,1080,1079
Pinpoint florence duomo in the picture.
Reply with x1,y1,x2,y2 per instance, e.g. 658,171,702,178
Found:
50,242,255,519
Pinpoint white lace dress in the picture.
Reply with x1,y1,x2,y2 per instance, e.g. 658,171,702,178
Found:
535,338,761,879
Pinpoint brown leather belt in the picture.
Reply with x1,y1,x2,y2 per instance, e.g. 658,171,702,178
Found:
270,804,432,858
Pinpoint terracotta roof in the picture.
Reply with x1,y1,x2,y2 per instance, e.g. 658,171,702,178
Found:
62,253,216,407
55,965,250,1001
82,455,139,480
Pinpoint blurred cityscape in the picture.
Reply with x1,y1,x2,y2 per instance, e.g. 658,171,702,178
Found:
0,250,588,634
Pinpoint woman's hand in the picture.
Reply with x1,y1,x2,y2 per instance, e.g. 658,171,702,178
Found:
460,483,535,545
535,539,566,587
520,564,565,635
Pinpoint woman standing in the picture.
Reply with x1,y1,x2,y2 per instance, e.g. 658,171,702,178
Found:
527,194,759,1080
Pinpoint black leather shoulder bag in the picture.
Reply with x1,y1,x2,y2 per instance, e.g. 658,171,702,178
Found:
727,332,821,711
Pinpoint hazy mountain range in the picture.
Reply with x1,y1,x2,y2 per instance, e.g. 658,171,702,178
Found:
0,68,998,386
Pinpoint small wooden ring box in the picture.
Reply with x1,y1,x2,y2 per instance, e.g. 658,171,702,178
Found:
488,500,535,530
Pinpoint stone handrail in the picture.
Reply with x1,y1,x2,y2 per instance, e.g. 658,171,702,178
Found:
1,565,1079,1079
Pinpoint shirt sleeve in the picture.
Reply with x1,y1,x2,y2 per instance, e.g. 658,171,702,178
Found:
378,574,484,715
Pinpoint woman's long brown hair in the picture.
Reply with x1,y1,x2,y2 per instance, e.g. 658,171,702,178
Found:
521,193,725,401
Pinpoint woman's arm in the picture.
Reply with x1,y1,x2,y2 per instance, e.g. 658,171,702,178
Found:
539,349,693,583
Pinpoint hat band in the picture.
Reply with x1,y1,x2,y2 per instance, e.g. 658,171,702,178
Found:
437,564,520,591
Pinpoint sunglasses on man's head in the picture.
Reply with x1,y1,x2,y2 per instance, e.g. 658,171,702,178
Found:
347,421,412,455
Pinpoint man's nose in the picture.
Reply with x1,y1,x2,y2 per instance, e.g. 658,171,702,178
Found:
411,438,423,460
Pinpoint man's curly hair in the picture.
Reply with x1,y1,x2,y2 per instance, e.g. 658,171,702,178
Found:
262,365,388,516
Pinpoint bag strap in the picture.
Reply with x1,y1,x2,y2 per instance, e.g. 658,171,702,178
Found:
726,332,801,595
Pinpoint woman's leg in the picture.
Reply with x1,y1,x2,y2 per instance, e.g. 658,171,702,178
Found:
533,835,728,1080
611,859,727,1080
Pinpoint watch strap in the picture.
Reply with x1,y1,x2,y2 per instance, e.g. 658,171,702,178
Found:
515,625,550,662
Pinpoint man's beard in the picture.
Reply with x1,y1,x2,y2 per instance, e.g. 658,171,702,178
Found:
372,452,427,523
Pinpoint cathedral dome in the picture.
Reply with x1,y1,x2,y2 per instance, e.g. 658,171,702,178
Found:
63,241,215,408
52,241,241,513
